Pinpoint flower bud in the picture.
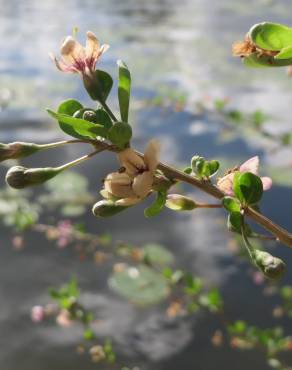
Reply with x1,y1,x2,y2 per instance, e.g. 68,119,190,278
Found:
6,166,61,189
108,122,132,148
92,199,128,217
0,142,40,162
165,194,197,211
191,155,202,172
73,108,97,122
83,110,97,122
253,250,286,280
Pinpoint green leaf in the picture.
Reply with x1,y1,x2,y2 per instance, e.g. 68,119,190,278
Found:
93,69,113,102
143,243,174,266
144,190,167,218
117,60,131,122
107,122,132,148
47,109,107,139
222,196,241,213
56,99,84,139
250,22,292,51
109,265,169,305
58,99,83,116
233,172,263,205
275,45,292,59
95,109,113,130
227,211,253,236
207,160,220,177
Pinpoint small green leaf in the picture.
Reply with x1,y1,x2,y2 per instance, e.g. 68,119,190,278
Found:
107,122,132,148
227,211,253,235
47,110,107,139
275,45,292,59
95,109,113,130
83,70,113,102
222,196,241,213
58,99,83,116
233,172,263,205
144,190,167,218
250,22,292,51
207,160,220,177
57,100,84,139
117,60,131,122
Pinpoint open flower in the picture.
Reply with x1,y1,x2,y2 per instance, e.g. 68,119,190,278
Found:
101,140,160,206
50,31,109,76
217,156,272,196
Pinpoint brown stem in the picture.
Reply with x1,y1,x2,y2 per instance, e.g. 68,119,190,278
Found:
196,203,222,209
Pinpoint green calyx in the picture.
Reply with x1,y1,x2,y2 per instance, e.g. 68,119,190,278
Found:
108,122,132,148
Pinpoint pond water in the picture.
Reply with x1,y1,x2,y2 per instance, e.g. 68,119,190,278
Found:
0,0,292,369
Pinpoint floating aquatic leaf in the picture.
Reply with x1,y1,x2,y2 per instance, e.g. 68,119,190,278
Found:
109,264,169,305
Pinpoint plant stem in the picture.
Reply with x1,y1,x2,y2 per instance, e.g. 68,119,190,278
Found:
196,203,222,209
101,101,118,122
58,147,105,171
38,139,86,150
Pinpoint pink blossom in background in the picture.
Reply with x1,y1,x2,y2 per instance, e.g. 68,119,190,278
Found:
217,156,272,196
57,220,73,248
31,305,45,323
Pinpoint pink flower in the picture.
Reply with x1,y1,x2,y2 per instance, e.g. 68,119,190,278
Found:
56,220,73,248
217,156,272,196
50,31,109,77
31,305,45,323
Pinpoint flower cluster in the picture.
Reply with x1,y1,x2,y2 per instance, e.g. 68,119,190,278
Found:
101,140,160,206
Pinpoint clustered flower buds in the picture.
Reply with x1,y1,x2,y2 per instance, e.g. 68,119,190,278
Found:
95,140,160,210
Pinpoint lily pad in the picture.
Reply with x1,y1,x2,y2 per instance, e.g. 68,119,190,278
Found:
109,264,169,305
